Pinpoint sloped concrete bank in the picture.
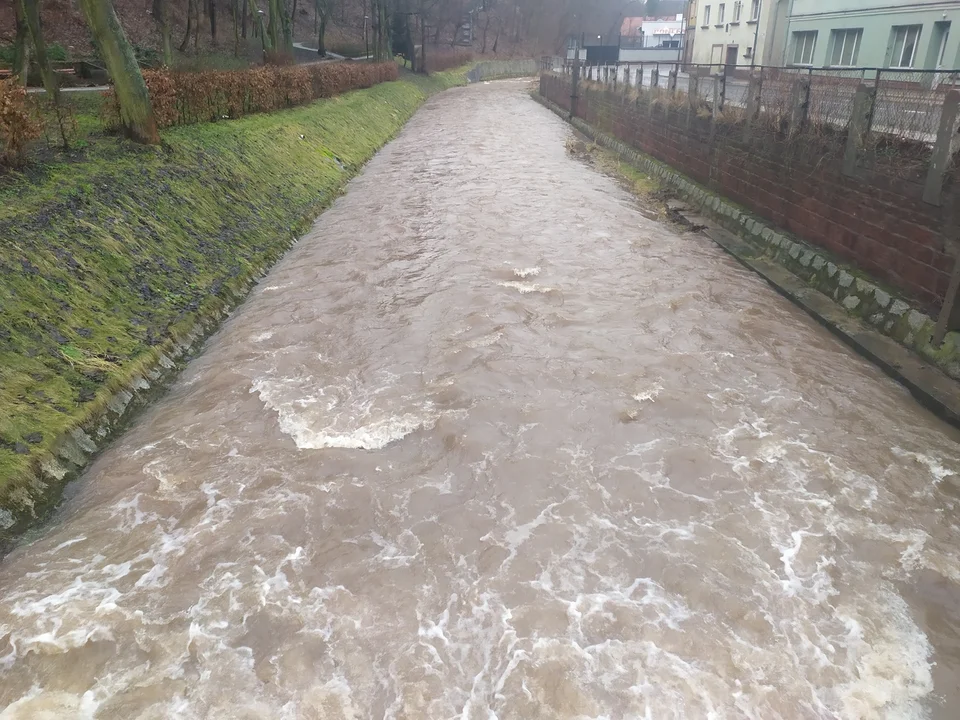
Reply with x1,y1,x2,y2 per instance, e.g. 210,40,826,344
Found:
533,92,960,427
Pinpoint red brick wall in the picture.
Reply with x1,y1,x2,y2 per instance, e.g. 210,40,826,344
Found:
540,73,957,313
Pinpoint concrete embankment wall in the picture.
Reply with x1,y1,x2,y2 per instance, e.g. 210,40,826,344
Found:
539,72,960,382
468,59,539,82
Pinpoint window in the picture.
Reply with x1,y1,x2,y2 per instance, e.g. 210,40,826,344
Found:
733,1,742,22
829,28,862,66
890,25,922,68
703,5,711,26
750,0,760,20
718,3,725,24
792,31,817,65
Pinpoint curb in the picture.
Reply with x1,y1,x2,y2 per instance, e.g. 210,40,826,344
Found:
532,91,960,428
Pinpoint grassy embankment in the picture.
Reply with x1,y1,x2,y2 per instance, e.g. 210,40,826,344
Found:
0,67,470,530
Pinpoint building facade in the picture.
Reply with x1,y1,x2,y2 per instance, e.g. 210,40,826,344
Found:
783,0,960,71
688,0,786,68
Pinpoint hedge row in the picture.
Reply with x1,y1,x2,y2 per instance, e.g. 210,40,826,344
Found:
106,62,399,129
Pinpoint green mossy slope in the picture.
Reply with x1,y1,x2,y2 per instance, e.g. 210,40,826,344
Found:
0,69,469,523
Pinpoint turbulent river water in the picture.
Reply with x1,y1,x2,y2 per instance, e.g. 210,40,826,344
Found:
3,80,960,719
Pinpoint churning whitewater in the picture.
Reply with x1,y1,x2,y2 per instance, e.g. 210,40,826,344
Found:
2,80,960,720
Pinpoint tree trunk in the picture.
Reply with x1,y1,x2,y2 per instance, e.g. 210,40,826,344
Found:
317,10,327,55
492,25,499,53
78,0,160,144
179,0,194,51
267,0,279,51
241,0,248,38
290,0,297,38
405,12,415,72
13,0,31,86
481,13,489,54
209,0,217,43
152,0,173,65
233,0,239,55
192,0,200,50
250,0,271,51
420,8,426,72
281,0,293,52
20,0,59,99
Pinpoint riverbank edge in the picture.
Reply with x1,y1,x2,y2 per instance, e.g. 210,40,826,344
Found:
532,91,960,428
0,65,528,552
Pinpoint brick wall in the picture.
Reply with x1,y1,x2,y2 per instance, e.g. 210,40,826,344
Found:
541,73,958,313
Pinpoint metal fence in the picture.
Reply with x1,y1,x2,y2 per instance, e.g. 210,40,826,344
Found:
547,60,960,148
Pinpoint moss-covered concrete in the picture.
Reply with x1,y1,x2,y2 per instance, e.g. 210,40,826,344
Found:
0,67,473,544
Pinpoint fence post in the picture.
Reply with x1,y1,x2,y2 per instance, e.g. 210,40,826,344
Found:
612,64,618,90
669,67,678,93
687,73,699,128
789,74,811,135
842,83,877,176
570,58,581,120
712,75,724,120
651,65,660,90
934,245,960,345
743,73,762,142
923,90,960,206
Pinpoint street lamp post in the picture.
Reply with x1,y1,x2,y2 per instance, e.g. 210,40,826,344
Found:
364,14,369,60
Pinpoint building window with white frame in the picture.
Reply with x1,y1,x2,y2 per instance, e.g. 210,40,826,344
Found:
829,28,862,67
792,31,817,65
733,1,742,22
889,25,922,68
703,5,711,26
718,3,725,24
750,0,760,21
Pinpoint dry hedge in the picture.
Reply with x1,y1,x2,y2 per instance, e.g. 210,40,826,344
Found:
0,81,42,167
105,62,399,129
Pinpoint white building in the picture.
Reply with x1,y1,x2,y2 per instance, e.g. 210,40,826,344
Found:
688,0,786,68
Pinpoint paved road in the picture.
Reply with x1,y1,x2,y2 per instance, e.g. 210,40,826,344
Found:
1,80,959,719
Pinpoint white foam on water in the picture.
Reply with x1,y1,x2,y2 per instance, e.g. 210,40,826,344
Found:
497,280,554,295
251,375,437,450
250,331,274,343
633,380,663,403
833,590,933,720
0,691,99,720
892,447,957,484
512,266,541,278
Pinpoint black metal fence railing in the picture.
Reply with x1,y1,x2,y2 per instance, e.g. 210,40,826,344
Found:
542,59,960,146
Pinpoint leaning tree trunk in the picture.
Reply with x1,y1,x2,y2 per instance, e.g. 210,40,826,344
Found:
79,0,160,144
20,0,59,99
13,0,31,86
280,0,293,53
152,0,173,65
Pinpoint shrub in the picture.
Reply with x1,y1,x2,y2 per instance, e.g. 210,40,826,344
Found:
0,81,42,166
103,61,399,130
47,43,70,62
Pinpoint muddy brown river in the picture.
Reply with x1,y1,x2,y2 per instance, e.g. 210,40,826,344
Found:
3,80,960,719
